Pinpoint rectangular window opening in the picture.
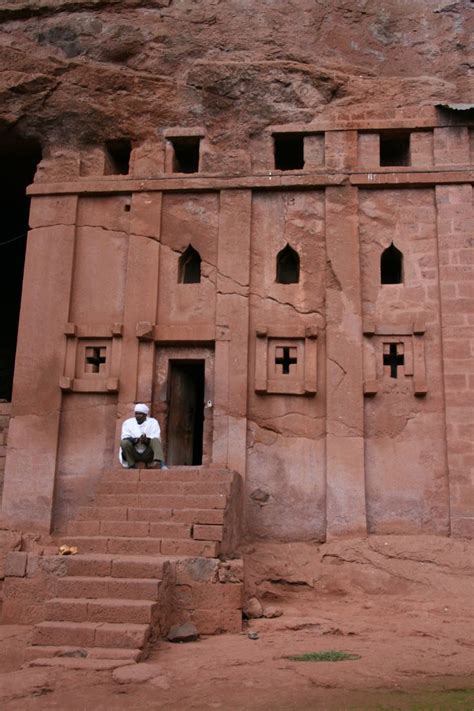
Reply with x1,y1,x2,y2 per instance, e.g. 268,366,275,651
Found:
380,131,411,167
274,133,305,171
104,139,132,175
171,137,201,174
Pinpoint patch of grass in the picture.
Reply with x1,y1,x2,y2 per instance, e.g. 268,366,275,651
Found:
286,650,361,662
369,687,474,710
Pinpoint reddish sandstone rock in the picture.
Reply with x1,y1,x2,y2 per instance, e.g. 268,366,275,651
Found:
112,663,160,684
262,606,283,619
243,597,263,620
0,1,471,147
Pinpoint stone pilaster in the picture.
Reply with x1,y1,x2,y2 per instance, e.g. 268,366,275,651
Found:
116,192,162,433
436,184,474,537
325,185,367,537
1,195,78,532
213,190,252,475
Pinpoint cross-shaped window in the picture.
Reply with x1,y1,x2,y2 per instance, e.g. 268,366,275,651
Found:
85,346,107,373
383,343,404,379
275,346,298,375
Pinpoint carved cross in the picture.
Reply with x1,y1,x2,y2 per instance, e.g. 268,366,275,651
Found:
275,346,298,375
383,343,404,379
85,346,107,373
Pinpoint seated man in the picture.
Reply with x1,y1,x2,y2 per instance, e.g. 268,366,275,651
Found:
120,403,166,469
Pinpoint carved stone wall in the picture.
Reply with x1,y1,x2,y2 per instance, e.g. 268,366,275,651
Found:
0,2,472,540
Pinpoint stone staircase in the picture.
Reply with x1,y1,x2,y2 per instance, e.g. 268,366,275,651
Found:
23,466,242,667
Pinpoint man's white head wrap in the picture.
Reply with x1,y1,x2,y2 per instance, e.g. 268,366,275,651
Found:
134,403,149,415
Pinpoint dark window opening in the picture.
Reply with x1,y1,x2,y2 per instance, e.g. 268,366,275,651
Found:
171,137,200,173
276,244,300,284
84,346,107,374
380,131,411,166
0,134,42,401
275,346,298,375
381,242,403,284
383,343,404,379
167,360,205,466
105,139,132,175
274,133,305,171
179,245,201,284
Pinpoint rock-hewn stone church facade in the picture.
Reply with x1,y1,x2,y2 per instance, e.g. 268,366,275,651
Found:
1,108,473,541
0,1,472,655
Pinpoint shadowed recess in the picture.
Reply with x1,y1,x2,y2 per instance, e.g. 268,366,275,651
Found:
0,133,42,400
276,243,300,284
179,245,201,284
380,242,403,284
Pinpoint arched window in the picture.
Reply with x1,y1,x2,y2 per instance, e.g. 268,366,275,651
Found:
276,244,300,284
380,242,403,284
179,245,201,284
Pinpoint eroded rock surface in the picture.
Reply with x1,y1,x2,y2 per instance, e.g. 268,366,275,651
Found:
0,1,471,146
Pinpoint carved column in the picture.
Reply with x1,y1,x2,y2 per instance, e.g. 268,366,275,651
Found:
115,192,162,437
325,185,367,537
1,195,78,532
213,190,252,475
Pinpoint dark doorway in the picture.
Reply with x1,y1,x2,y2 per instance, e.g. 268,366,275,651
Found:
167,361,205,466
0,135,42,400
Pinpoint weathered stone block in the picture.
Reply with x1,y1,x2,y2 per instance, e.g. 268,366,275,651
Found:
5,551,28,577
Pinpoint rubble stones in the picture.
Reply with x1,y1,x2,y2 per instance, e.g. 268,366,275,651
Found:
263,606,283,619
243,597,263,619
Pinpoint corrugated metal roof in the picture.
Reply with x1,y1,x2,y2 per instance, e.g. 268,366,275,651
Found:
436,103,474,111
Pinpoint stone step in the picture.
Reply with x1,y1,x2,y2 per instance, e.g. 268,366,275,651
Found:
32,621,150,649
26,657,133,671
23,645,141,663
96,480,231,495
77,507,130,521
61,536,219,557
67,520,192,539
160,539,219,557
61,536,163,555
103,467,233,483
45,598,159,624
54,576,161,601
170,508,225,525
76,506,225,525
193,524,224,542
47,554,171,579
95,493,227,509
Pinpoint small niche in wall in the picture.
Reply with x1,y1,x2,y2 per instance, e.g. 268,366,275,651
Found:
380,131,411,167
381,242,403,284
171,137,201,173
179,245,201,283
104,139,132,175
276,244,300,284
274,133,305,171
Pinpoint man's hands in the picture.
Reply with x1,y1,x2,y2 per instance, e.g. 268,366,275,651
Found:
132,435,150,446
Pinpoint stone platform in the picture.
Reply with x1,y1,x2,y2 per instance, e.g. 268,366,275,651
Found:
2,467,244,665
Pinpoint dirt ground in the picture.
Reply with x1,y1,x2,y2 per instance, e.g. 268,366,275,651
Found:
1,594,473,709
1,537,473,710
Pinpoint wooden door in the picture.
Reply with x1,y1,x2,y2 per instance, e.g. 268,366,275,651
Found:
167,361,204,466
